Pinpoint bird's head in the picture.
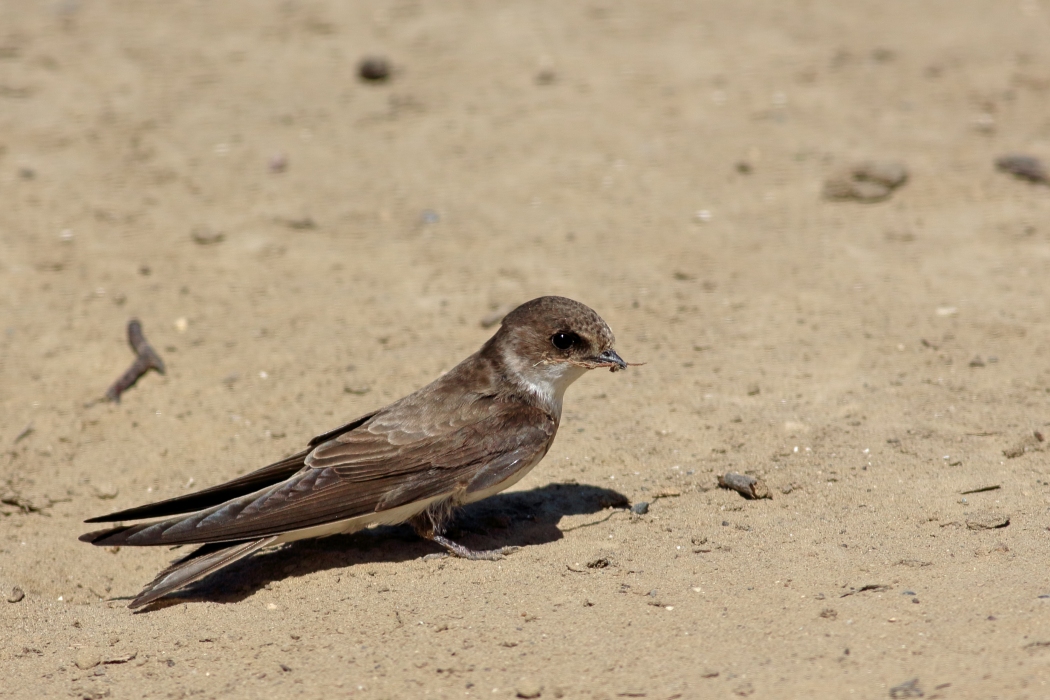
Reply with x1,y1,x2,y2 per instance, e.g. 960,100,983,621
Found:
492,296,629,412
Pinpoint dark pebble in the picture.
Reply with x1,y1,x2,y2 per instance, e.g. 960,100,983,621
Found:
995,154,1048,184
535,68,556,85
889,678,923,699
630,502,649,515
358,56,391,82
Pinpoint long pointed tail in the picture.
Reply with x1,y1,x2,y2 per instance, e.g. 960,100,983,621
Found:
129,536,278,609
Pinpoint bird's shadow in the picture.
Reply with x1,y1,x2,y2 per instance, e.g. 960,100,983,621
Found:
138,482,629,611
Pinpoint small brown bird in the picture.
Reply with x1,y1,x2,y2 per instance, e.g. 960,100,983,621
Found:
81,296,629,608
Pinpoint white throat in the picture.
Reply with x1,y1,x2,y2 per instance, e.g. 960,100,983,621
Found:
502,351,587,418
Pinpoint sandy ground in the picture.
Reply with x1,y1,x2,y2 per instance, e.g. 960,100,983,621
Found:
2,1,1050,698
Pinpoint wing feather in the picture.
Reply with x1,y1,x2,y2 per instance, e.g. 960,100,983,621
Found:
83,399,555,547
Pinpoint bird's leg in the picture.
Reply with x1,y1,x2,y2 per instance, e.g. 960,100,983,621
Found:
428,533,519,561
410,510,519,561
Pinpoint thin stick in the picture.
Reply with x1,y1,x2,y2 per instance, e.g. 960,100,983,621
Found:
960,485,1001,495
13,422,34,444
105,319,166,403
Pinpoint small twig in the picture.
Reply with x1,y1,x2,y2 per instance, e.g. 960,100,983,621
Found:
960,485,1001,495
105,319,166,402
840,584,891,598
560,509,621,532
13,422,34,444
717,472,771,499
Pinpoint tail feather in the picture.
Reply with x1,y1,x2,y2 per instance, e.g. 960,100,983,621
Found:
128,536,278,609
79,485,276,548
79,524,137,546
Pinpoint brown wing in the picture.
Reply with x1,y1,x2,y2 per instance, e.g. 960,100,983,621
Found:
81,398,555,547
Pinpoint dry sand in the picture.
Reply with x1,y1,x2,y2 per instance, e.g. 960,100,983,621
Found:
2,1,1050,698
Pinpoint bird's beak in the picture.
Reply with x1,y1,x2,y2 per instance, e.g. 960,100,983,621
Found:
595,349,628,372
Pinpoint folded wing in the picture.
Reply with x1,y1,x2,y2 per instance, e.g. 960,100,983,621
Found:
81,398,554,548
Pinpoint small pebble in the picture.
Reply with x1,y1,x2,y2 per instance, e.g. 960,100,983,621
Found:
190,226,224,246
889,678,923,699
284,216,316,230
995,154,1048,184
358,56,391,82
718,472,772,499
92,484,119,500
854,161,908,188
535,68,557,85
630,501,649,515
823,161,909,203
268,153,288,173
7,586,25,603
965,511,1010,530
75,650,102,670
516,679,542,698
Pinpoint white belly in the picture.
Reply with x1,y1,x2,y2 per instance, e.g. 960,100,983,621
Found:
272,493,448,544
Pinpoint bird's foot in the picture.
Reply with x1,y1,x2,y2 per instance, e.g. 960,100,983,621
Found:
428,534,519,561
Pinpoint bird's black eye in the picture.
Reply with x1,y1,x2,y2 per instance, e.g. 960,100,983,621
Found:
551,331,579,350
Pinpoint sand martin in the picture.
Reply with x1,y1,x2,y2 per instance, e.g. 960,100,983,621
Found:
81,296,629,608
